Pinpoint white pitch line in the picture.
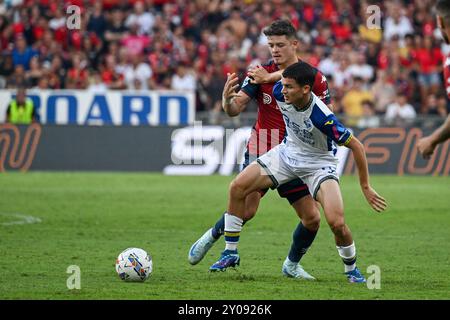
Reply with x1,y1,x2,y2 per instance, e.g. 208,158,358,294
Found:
0,213,42,226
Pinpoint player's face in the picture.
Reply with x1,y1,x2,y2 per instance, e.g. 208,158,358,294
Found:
281,77,310,106
267,35,298,66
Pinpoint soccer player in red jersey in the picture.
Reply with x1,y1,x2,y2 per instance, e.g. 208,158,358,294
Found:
189,20,336,279
417,0,450,159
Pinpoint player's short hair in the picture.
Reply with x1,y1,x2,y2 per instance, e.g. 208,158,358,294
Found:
282,62,315,89
263,20,297,39
436,0,450,22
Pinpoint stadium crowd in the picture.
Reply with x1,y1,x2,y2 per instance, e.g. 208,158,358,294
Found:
0,0,449,127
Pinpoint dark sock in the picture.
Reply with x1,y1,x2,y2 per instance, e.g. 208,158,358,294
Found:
288,223,317,263
211,213,247,240
211,214,225,239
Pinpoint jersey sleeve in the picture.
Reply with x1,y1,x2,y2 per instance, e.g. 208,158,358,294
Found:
240,76,259,99
320,114,352,146
312,72,331,105
272,80,284,102
310,105,352,146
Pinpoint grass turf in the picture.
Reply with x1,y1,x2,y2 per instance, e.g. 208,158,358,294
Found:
0,172,449,300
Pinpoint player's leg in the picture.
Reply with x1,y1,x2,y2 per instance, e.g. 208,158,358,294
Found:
278,180,320,280
188,191,262,265
315,179,366,283
212,190,262,239
210,145,293,272
188,148,263,265
210,150,263,239
210,162,275,271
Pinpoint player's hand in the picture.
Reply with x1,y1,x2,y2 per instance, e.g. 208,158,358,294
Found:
417,136,435,160
362,186,387,213
222,73,239,108
247,65,271,84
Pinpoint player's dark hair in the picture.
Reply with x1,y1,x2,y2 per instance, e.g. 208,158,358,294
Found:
436,0,450,22
282,62,315,89
263,20,297,39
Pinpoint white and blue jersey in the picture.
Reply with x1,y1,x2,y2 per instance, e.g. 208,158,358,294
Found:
256,81,353,198
272,80,352,169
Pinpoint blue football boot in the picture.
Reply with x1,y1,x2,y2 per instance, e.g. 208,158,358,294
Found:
345,267,366,283
209,250,240,272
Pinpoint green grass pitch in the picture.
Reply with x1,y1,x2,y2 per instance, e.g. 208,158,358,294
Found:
0,172,449,300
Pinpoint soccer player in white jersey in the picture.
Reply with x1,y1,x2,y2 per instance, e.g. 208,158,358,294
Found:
210,61,387,283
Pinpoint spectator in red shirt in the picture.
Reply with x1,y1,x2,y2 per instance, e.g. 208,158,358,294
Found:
66,53,89,89
412,36,443,104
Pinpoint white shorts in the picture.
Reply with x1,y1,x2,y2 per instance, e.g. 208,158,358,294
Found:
257,144,339,200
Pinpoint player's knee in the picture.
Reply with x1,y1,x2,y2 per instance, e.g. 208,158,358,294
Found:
294,200,320,231
328,219,346,236
229,179,248,200
303,215,320,231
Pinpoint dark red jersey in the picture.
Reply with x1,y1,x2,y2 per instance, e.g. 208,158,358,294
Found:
241,59,331,155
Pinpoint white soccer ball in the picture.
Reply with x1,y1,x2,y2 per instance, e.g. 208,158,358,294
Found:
115,248,153,282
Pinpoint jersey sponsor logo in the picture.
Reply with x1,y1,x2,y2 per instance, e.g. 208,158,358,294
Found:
324,120,334,126
283,115,315,145
263,93,272,105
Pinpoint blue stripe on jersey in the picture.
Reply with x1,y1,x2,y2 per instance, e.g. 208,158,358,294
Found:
309,103,328,149
273,80,285,102
310,104,352,147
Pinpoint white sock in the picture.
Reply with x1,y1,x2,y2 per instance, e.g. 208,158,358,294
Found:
224,213,243,252
336,242,356,273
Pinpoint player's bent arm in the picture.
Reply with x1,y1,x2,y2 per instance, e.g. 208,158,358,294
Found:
248,67,282,84
345,137,370,189
264,70,282,83
428,114,450,146
418,114,450,159
256,70,282,84
222,90,251,117
345,137,387,212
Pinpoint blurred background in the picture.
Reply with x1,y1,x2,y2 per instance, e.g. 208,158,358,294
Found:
0,0,448,128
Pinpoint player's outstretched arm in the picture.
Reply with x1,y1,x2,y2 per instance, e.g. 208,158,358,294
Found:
417,114,450,159
346,137,387,213
247,65,282,84
222,73,251,117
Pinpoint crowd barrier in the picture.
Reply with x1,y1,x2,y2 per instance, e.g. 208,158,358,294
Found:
0,124,448,176
0,90,195,126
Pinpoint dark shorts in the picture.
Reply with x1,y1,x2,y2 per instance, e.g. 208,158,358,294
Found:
242,149,310,205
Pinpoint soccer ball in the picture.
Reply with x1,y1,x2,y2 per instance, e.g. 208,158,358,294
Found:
115,247,153,282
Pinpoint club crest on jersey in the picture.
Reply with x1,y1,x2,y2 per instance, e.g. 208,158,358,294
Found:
263,93,272,104
303,119,313,130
